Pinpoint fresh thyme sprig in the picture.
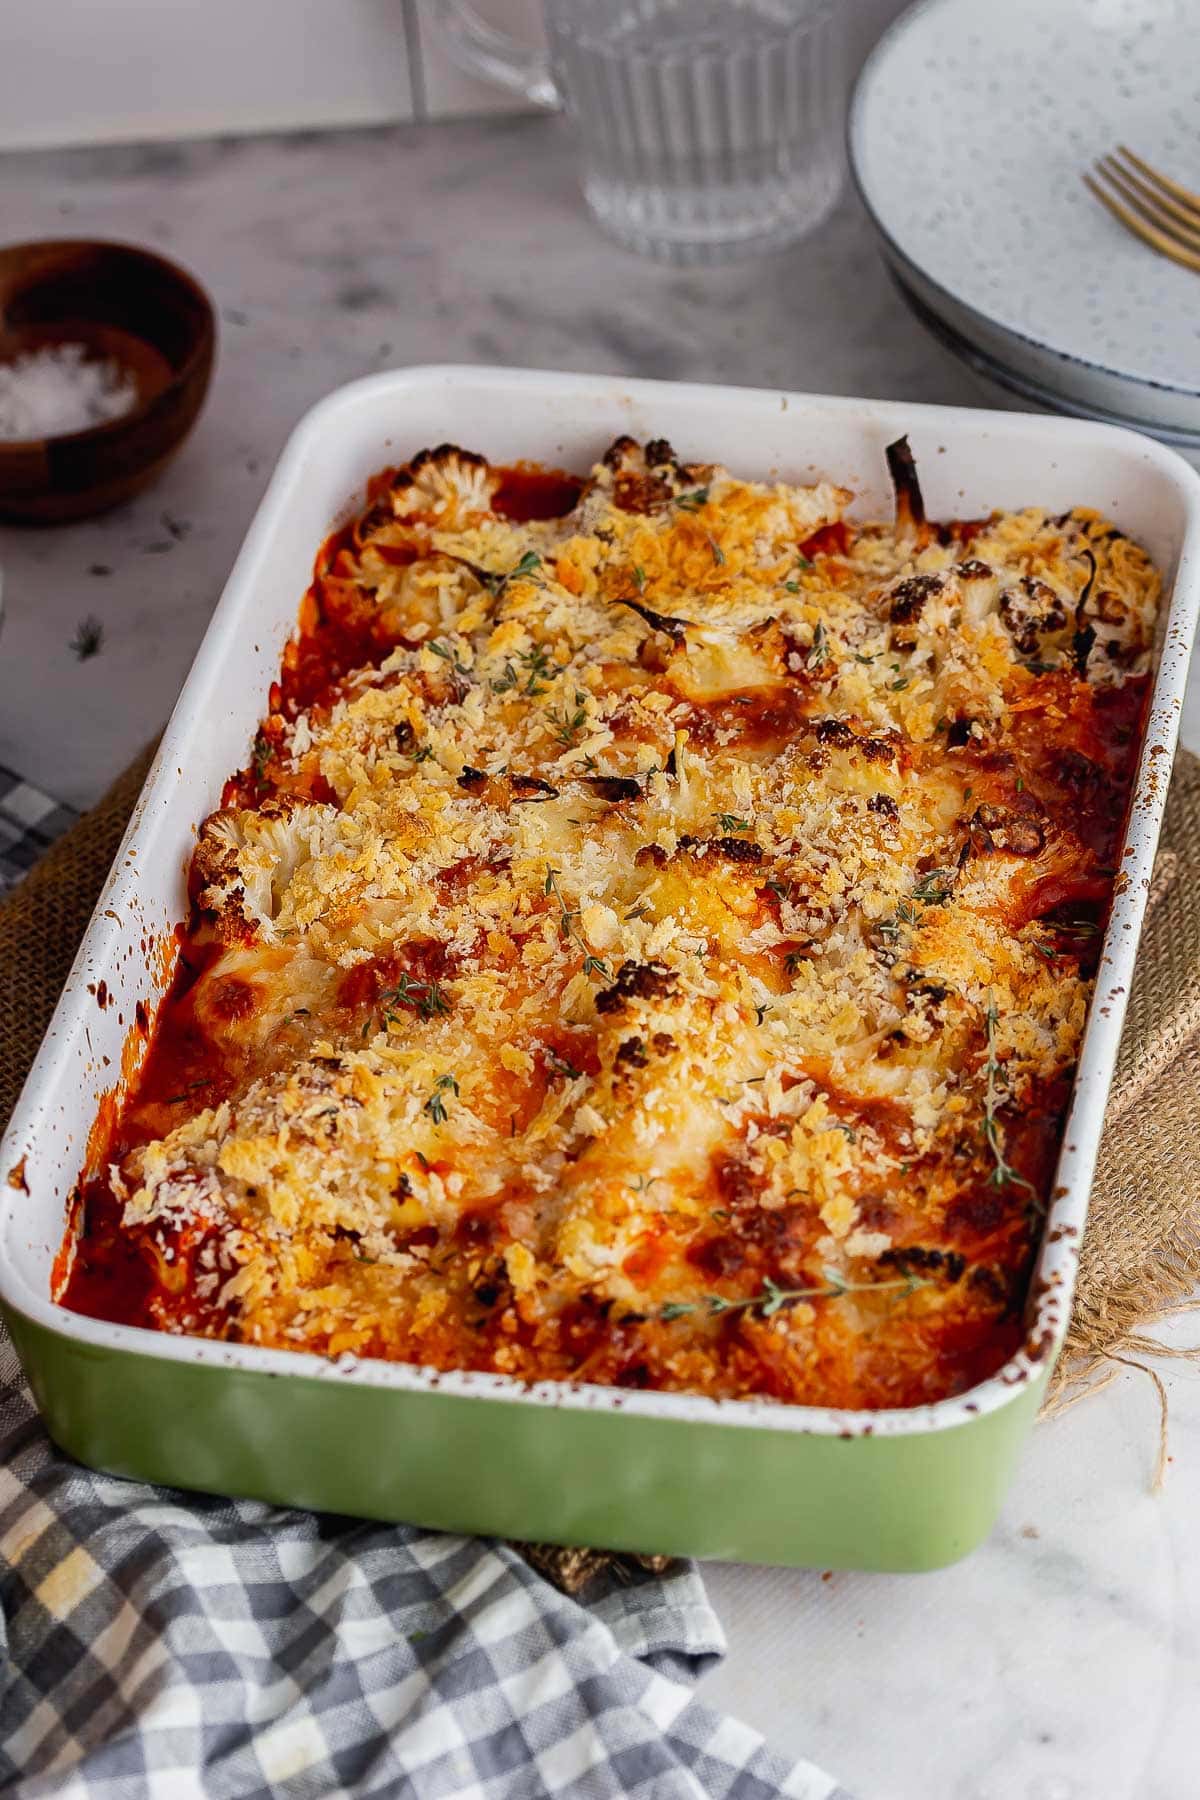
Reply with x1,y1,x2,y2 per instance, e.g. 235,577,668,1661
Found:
380,973,450,1024
911,868,954,905
544,867,574,939
478,549,542,597
508,549,542,581
876,900,919,945
551,693,588,747
676,486,710,512
424,1072,459,1125
659,1269,928,1323
716,812,751,834
806,622,830,670
877,867,955,946
427,638,473,679
492,643,555,697
251,729,273,782
545,866,610,979
783,557,813,594
982,993,1040,1200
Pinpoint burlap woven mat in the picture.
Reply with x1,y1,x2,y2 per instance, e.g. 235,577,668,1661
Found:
3,746,1200,1571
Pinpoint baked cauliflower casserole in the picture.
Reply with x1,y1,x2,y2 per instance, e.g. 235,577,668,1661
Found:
60,435,1159,1409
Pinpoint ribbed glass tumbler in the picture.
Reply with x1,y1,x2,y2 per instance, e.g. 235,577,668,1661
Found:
545,0,845,262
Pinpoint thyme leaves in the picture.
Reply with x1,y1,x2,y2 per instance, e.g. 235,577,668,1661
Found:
251,729,274,782
379,973,451,1025
492,644,555,697
544,866,574,938
910,868,954,905
659,1270,929,1323
982,994,1040,1201
509,549,543,583
427,638,473,679
424,1073,459,1125
551,693,588,747
877,867,955,949
544,865,610,980
477,549,542,597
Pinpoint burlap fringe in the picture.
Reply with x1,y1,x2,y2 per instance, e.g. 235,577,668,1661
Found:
4,746,1200,1572
516,1544,676,1597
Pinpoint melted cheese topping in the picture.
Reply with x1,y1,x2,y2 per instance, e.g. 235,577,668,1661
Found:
61,437,1160,1409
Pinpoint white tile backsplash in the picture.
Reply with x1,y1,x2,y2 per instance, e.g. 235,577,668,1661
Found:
0,0,906,151
0,0,542,150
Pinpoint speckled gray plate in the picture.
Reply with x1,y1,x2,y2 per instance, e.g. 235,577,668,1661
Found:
889,263,1200,470
849,0,1200,435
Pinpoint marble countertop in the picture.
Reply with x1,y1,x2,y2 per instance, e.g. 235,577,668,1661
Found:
1,114,1197,1800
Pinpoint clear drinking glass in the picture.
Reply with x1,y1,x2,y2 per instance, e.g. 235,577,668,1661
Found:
436,0,845,263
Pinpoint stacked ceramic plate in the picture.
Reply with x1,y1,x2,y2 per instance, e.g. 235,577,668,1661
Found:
849,0,1200,455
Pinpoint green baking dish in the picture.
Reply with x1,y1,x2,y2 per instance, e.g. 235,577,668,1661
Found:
4,366,1199,1569
5,1308,1046,1570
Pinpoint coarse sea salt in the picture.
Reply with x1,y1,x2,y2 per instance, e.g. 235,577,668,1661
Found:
0,341,138,442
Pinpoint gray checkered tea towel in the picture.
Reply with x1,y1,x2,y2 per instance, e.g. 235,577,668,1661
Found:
0,771,77,896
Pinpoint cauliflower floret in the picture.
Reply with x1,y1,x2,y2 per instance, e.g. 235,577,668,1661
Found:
389,444,497,529
577,435,848,548
998,575,1071,657
194,801,339,938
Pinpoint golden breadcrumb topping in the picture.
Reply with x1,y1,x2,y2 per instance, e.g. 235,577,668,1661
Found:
61,435,1160,1409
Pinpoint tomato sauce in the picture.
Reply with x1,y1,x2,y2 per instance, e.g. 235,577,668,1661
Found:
60,1182,156,1327
492,463,584,522
799,520,850,560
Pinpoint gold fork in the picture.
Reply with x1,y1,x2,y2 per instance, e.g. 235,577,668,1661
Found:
1084,145,1200,272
